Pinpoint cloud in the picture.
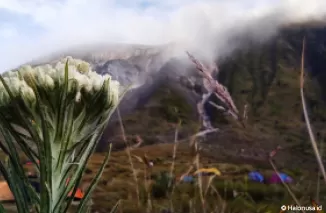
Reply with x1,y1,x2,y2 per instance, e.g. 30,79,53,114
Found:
0,0,326,72
0,24,17,38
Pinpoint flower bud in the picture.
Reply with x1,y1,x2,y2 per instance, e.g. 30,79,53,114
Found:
44,74,55,89
20,84,36,104
75,91,81,103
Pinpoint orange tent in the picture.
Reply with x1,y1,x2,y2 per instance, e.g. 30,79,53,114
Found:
66,178,84,200
0,181,14,201
68,188,84,200
0,180,84,201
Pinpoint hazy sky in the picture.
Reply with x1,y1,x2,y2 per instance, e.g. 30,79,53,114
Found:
0,0,325,72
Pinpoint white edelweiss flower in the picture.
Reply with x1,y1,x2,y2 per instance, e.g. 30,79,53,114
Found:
68,64,77,71
47,68,57,80
75,91,81,103
9,78,21,95
35,68,46,86
63,56,74,65
108,80,120,105
91,74,112,92
33,66,41,74
102,74,111,81
84,77,93,92
68,67,79,80
54,62,65,75
20,85,36,103
91,76,103,91
86,71,94,78
74,73,89,90
6,71,18,79
77,62,90,74
54,61,63,68
1,57,121,109
44,74,54,89
42,65,54,77
2,77,9,88
55,66,66,82
43,64,52,72
19,65,33,76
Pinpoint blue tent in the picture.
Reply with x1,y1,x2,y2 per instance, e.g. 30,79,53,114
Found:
181,175,195,183
29,180,40,193
248,171,264,183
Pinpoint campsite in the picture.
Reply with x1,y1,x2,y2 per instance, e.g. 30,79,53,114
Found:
0,139,323,212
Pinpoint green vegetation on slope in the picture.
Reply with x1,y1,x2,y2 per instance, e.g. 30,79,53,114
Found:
218,27,326,156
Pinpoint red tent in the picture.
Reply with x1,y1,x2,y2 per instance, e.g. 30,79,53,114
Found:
267,172,293,184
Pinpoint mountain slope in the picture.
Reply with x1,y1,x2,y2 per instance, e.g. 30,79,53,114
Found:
100,23,326,170
7,23,326,169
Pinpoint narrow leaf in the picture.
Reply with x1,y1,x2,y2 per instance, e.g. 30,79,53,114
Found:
76,144,112,213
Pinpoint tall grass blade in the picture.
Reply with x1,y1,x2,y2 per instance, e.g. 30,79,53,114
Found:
299,37,326,184
109,200,121,213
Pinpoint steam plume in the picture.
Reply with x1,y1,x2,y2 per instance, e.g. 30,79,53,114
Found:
1,0,326,71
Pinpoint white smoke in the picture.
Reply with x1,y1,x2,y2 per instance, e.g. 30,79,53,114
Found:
1,0,326,72
168,0,326,62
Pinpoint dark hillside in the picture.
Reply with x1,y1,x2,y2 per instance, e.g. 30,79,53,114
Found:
103,24,326,171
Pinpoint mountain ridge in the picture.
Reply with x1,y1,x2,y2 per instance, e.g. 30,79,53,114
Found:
4,22,326,165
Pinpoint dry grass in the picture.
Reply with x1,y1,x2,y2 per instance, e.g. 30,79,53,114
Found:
73,140,320,213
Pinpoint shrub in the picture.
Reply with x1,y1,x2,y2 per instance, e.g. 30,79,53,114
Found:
151,171,174,198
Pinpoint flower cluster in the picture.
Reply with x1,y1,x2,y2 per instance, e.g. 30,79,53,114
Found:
0,56,120,107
